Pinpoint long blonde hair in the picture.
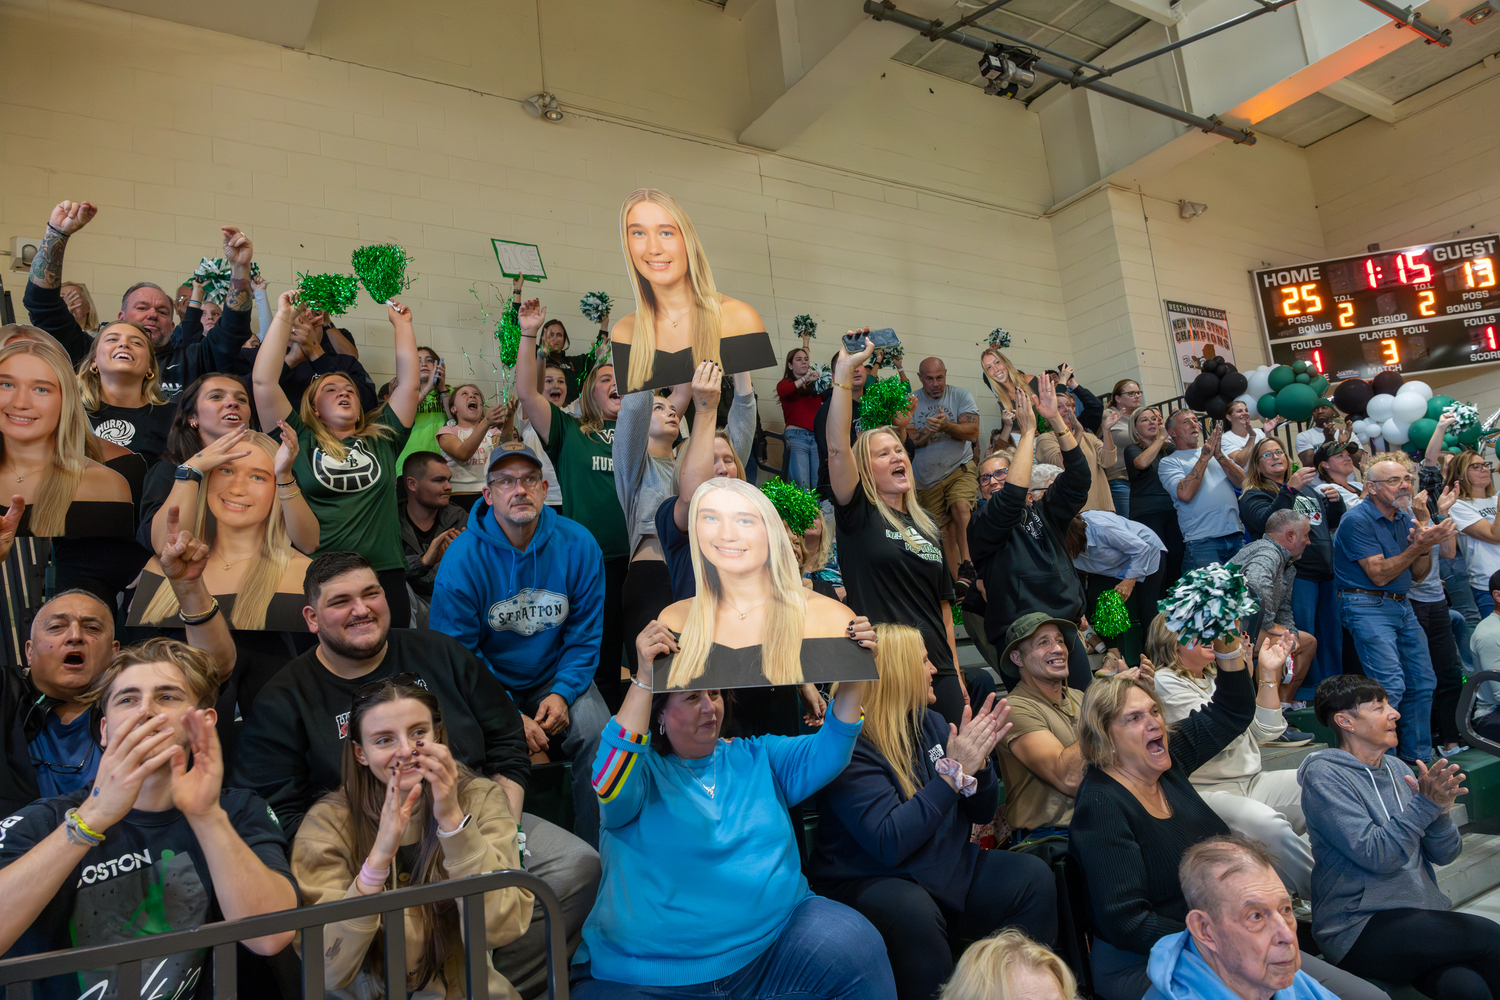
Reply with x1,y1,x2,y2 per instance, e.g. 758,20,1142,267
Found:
139,431,292,630
577,364,615,440
800,509,833,574
298,372,394,463
980,347,1028,408
76,323,168,411
619,189,723,392
1078,673,1169,769
854,426,939,542
671,478,806,689
862,624,930,798
0,339,89,536
940,929,1079,1000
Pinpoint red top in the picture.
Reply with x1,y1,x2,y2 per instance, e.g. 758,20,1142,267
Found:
777,379,822,430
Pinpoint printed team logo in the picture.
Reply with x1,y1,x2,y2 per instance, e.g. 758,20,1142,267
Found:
92,419,135,447
928,743,944,762
884,526,945,564
311,442,380,492
1293,495,1324,527
488,589,570,636
596,428,615,445
336,710,350,740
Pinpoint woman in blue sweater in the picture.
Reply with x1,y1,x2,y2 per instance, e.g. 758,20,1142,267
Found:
572,616,894,999
810,624,1057,1000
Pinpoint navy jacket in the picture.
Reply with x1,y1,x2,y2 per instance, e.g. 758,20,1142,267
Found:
808,708,999,909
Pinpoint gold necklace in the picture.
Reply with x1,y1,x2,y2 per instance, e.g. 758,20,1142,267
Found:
218,554,253,572
662,305,693,328
722,597,771,620
4,464,48,484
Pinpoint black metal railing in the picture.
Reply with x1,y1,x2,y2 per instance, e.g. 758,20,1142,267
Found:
0,868,568,1000
1459,671,1500,760
1145,392,1314,462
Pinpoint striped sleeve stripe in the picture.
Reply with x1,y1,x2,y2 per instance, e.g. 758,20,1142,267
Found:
592,724,649,801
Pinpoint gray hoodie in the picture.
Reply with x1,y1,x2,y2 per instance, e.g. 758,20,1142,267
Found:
1297,748,1462,963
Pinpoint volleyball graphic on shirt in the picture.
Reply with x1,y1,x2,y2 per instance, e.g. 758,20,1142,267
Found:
311,442,380,492
92,418,135,447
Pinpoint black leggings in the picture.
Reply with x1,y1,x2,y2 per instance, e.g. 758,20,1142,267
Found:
1340,907,1500,1000
377,568,412,630
932,668,1000,729
1412,597,1465,747
621,558,675,680
816,848,1057,1000
596,557,630,713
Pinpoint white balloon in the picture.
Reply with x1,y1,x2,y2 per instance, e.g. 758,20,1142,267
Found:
1367,393,1396,422
1391,392,1428,424
1247,370,1272,398
1235,393,1257,409
1382,417,1410,445
1399,380,1433,400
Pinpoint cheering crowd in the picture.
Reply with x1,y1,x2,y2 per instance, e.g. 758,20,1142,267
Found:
0,191,1497,1000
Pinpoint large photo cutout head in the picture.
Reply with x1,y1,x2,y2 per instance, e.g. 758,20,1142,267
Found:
617,188,723,393
669,477,806,690
0,337,93,535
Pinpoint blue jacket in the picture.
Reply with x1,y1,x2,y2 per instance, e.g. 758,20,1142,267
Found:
808,708,998,910
429,502,603,705
1145,931,1337,1000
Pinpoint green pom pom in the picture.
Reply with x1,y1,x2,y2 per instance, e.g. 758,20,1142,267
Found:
1157,561,1259,646
793,314,817,339
761,478,822,535
953,604,964,629
1094,589,1132,638
496,302,522,369
580,291,612,324
351,244,415,303
859,377,915,429
295,272,360,316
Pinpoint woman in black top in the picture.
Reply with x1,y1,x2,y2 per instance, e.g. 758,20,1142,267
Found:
1124,406,1183,589
827,333,967,726
75,322,175,464
1069,633,1382,1000
540,317,607,403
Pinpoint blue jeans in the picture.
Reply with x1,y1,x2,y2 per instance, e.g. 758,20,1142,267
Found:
1109,479,1131,519
570,896,896,999
1477,588,1495,618
1339,593,1437,762
1293,576,1342,692
1185,531,1244,572
783,426,816,490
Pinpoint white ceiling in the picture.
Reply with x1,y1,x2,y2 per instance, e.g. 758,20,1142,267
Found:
87,0,321,49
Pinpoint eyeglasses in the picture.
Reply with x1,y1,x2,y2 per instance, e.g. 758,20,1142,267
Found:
30,745,98,775
1118,390,1143,397
487,473,543,491
355,672,421,699
1369,476,1415,486
1260,449,1285,458
979,471,1009,484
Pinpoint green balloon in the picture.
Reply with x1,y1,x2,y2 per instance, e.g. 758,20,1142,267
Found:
1267,366,1296,392
1295,372,1311,384
1257,392,1279,419
1407,417,1439,449
1310,375,1329,395
1427,395,1456,420
1459,425,1483,447
1276,383,1319,422
1444,433,1460,446
1448,446,1464,454
1292,360,1307,374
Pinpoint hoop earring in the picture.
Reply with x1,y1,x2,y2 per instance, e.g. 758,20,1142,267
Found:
89,365,98,374
658,719,665,735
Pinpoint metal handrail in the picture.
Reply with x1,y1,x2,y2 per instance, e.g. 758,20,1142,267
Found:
0,868,567,1000
1459,671,1500,759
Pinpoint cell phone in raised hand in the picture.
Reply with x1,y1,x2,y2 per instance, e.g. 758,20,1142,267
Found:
842,327,899,354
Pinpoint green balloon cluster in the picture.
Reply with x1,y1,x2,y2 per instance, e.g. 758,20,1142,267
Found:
1256,363,1330,422
1407,417,1440,449
1426,395,1456,420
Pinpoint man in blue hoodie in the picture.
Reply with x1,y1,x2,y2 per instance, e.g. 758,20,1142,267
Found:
1145,836,1339,1000
430,442,610,848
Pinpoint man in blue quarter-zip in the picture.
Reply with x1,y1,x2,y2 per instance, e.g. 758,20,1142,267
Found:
431,442,610,848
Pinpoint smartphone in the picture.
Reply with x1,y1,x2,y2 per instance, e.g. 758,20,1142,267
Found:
841,328,900,354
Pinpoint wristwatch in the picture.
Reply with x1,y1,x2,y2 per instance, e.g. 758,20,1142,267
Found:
174,465,204,483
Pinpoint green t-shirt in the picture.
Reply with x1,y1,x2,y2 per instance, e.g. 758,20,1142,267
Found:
284,406,412,571
545,404,628,561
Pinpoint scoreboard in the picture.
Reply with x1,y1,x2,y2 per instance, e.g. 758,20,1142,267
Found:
1253,235,1500,380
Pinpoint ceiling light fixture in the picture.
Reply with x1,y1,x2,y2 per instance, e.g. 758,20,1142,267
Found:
1462,0,1498,24
1179,200,1209,220
977,51,1037,100
523,93,564,122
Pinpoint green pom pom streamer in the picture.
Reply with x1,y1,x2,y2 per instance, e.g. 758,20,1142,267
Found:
761,479,821,535
1157,561,1259,646
988,328,1011,349
580,291,613,325
793,314,817,339
1094,590,1132,639
296,272,360,316
351,244,415,304
1446,401,1480,433
496,301,522,369
814,364,833,394
860,376,915,429
191,257,262,305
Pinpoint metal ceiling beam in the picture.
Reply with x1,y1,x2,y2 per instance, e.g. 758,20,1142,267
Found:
1075,0,1299,84
1350,0,1452,46
929,0,1016,40
968,23,1107,71
863,0,1257,143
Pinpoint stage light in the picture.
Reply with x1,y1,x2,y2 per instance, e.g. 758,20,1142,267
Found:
1462,0,1498,24
1179,200,1209,220
523,93,564,122
977,51,1036,99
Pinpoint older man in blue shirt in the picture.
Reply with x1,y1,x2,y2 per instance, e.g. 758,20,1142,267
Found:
1332,460,1455,764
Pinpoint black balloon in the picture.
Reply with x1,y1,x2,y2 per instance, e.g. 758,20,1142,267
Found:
1194,371,1220,397
1183,382,1209,410
1203,394,1229,419
1331,378,1373,416
1371,371,1405,396
1219,372,1248,398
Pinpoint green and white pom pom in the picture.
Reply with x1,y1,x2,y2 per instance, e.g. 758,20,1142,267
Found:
814,364,833,394
988,328,1011,349
1094,589,1132,639
1157,562,1258,646
295,272,360,316
762,479,821,535
872,344,906,369
496,302,522,369
793,314,817,339
192,257,232,303
1446,401,1481,432
351,244,416,304
860,376,915,429
580,291,613,325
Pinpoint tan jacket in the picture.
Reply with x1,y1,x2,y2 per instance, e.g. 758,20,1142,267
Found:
292,778,533,1000
1035,431,1114,513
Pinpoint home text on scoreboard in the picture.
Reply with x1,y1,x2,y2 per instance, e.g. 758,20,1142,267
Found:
1252,235,1500,379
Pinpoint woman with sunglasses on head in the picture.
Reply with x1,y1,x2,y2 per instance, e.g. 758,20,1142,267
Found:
293,677,533,1000
254,290,421,628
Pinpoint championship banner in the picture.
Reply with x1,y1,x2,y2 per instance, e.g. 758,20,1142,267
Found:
1164,300,1235,391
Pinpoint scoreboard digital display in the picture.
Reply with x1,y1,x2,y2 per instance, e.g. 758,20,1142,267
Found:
1252,235,1500,380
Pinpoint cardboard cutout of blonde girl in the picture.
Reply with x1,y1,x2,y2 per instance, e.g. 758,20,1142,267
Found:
610,190,777,394
651,478,876,691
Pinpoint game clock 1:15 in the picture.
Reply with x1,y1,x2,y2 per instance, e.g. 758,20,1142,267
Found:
1253,234,1500,379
